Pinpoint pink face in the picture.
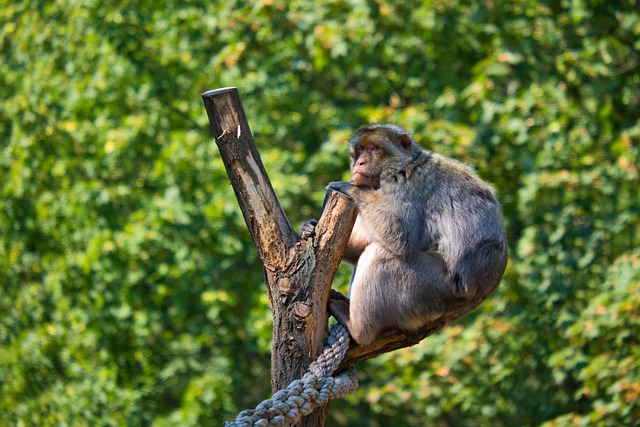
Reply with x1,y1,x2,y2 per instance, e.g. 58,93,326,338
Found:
349,128,414,188
351,140,382,188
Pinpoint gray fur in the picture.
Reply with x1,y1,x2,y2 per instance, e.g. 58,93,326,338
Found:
329,124,508,346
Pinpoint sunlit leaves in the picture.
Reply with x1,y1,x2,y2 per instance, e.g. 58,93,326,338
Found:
1,0,639,425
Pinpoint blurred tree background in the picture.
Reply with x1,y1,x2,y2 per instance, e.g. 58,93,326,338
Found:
1,0,639,425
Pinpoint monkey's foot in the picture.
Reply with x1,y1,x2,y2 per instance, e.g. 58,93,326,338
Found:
299,219,317,240
330,289,349,302
328,297,350,329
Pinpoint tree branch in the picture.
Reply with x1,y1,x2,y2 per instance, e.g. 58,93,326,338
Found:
202,87,357,426
202,87,297,268
339,298,490,370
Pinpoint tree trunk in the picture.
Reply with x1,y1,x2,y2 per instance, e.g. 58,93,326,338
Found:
202,87,357,425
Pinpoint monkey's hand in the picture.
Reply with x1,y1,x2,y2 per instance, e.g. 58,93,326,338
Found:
299,219,317,240
327,180,354,196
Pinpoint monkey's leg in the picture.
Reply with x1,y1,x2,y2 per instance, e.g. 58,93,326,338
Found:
346,243,395,346
351,245,455,344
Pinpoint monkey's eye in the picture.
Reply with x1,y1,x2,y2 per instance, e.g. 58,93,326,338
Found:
367,145,382,155
354,144,381,157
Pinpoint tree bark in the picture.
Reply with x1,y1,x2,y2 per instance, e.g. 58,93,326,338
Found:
202,87,357,426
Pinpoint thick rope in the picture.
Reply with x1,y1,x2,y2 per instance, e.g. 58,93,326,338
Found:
224,323,358,427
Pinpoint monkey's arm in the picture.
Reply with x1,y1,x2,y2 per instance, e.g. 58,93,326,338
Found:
343,215,371,264
328,181,425,257
452,238,508,297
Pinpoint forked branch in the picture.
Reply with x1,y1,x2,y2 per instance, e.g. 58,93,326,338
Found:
202,87,465,425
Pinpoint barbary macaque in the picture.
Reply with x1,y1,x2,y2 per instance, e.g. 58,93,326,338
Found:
320,124,508,346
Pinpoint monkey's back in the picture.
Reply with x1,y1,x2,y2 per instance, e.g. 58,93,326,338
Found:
417,151,508,295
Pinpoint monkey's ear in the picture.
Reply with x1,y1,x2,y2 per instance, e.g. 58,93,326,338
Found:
399,133,413,150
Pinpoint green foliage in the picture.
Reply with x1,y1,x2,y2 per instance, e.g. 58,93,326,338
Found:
1,0,638,425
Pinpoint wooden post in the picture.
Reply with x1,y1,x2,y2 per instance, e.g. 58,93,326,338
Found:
202,87,357,425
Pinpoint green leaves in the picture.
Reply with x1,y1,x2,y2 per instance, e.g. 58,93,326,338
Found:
1,0,639,425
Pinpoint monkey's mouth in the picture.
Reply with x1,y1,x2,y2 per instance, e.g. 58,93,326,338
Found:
353,172,372,180
353,172,380,188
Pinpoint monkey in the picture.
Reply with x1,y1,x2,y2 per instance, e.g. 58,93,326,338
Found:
320,124,508,346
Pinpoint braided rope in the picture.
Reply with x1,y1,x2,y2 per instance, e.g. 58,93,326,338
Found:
224,324,358,427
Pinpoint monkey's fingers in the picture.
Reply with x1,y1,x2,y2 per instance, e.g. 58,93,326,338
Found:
299,219,318,240
327,181,354,197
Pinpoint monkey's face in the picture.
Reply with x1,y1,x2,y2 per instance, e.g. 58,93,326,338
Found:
350,140,383,188
349,128,415,188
